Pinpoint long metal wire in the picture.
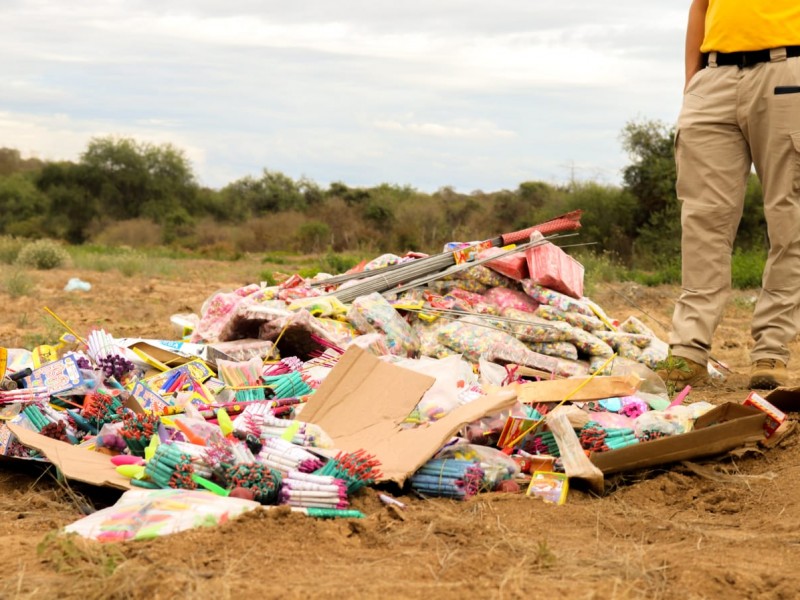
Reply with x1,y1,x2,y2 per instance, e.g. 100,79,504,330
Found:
330,232,576,303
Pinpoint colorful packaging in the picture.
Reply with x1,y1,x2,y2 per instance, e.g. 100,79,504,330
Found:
483,287,540,313
521,282,595,317
347,292,420,357
743,391,787,438
525,242,584,299
437,317,530,363
534,304,605,332
499,308,575,343
526,342,579,361
526,471,569,505
478,247,529,281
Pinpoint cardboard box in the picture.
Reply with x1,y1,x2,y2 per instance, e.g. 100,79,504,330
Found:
590,403,766,475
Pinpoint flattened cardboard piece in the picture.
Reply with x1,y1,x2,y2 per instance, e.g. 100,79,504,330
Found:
374,390,517,484
765,386,800,413
301,346,435,441
128,342,198,374
515,374,641,404
8,424,131,490
590,403,766,475
302,347,518,484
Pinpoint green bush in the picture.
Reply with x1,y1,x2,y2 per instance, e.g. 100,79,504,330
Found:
2,268,34,297
731,248,766,289
259,270,277,286
318,251,361,275
0,235,25,264
572,250,629,296
15,239,70,270
629,261,681,286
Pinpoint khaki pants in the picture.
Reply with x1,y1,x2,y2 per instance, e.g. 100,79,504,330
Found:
671,49,800,365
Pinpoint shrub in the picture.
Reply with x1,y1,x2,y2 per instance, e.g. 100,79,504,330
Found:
15,239,70,270
259,270,277,286
0,235,25,264
2,268,34,297
573,250,630,296
115,252,148,277
731,248,766,289
90,218,163,248
319,251,360,275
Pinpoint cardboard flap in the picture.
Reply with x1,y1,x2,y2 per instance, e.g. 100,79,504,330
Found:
374,389,518,484
302,347,518,484
302,346,436,439
515,374,642,403
591,402,766,475
8,424,131,490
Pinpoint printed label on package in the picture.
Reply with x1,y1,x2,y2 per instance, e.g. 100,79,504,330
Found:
131,381,170,413
25,355,84,395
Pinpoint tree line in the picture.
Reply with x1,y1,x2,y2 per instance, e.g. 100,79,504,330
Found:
0,121,767,269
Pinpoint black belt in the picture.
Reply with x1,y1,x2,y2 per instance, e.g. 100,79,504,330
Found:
705,46,800,68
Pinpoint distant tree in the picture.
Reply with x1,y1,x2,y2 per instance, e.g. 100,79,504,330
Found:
34,136,198,243
620,120,677,230
223,169,305,215
328,181,370,206
0,148,44,176
0,173,52,237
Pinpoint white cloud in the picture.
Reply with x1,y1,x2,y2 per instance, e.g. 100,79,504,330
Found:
0,1,688,191
374,118,516,140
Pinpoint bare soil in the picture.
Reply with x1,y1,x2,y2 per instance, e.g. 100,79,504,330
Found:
0,261,798,600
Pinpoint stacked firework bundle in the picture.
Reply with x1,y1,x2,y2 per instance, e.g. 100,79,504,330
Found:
257,437,324,474
263,371,313,399
220,462,282,504
143,444,198,490
314,450,382,495
280,470,349,509
409,458,485,500
238,407,329,447
579,423,639,453
119,412,160,457
0,386,49,406
86,329,136,383
81,389,125,430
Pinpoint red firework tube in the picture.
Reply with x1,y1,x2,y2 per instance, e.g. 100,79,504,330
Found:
500,210,583,246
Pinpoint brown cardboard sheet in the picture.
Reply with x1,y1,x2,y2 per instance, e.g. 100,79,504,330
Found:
515,374,641,404
302,347,518,484
590,403,766,475
8,424,131,490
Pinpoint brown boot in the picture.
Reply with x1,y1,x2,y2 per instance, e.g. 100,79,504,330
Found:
656,357,709,388
749,359,788,390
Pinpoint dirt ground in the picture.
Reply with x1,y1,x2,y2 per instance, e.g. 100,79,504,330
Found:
0,260,799,600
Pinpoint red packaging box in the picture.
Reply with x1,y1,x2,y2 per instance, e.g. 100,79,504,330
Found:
743,391,787,438
479,247,529,281
525,242,585,299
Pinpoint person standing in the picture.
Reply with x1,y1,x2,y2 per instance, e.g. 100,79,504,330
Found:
659,0,800,390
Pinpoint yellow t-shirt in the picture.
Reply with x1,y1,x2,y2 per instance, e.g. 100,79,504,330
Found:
702,0,800,53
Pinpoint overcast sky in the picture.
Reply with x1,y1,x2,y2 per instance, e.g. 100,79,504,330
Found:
0,1,688,192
